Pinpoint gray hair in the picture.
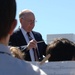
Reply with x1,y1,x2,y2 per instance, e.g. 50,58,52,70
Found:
19,9,34,18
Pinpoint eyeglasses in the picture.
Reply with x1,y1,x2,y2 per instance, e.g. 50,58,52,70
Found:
22,18,37,24
26,20,37,24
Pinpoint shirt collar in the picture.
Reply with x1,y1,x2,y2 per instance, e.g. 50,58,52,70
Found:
0,44,12,55
21,27,27,35
21,27,32,35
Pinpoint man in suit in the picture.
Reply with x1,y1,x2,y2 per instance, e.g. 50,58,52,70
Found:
9,9,47,61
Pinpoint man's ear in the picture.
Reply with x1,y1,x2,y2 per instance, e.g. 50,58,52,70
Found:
9,19,17,35
20,18,22,23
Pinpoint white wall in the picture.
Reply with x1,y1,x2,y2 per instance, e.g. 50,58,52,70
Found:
47,33,75,44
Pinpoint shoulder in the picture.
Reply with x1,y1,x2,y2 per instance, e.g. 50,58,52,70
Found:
32,31,42,36
11,58,43,75
32,31,41,34
13,28,22,35
10,28,22,38
9,28,23,45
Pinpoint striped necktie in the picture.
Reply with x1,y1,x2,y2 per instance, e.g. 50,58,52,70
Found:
27,32,39,61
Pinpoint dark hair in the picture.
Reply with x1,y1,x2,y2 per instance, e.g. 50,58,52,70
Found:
0,0,16,39
46,38,75,61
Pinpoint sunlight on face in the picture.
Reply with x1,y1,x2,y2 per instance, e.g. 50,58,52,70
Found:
21,13,36,32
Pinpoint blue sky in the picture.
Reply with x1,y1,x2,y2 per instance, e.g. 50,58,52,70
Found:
15,0,75,42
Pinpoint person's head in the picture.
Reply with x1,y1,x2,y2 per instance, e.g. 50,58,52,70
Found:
0,0,17,42
19,9,36,32
10,47,24,60
46,38,75,61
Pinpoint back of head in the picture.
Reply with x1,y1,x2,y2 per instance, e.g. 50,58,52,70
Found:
0,0,16,39
46,38,75,61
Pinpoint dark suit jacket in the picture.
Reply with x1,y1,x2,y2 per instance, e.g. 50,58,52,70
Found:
9,28,47,61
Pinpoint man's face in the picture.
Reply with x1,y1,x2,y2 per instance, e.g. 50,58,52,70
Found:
21,13,36,32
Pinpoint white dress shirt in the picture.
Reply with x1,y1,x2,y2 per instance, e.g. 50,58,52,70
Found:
0,43,47,75
21,27,36,61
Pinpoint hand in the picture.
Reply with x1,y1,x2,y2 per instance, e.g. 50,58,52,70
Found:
27,39,37,50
